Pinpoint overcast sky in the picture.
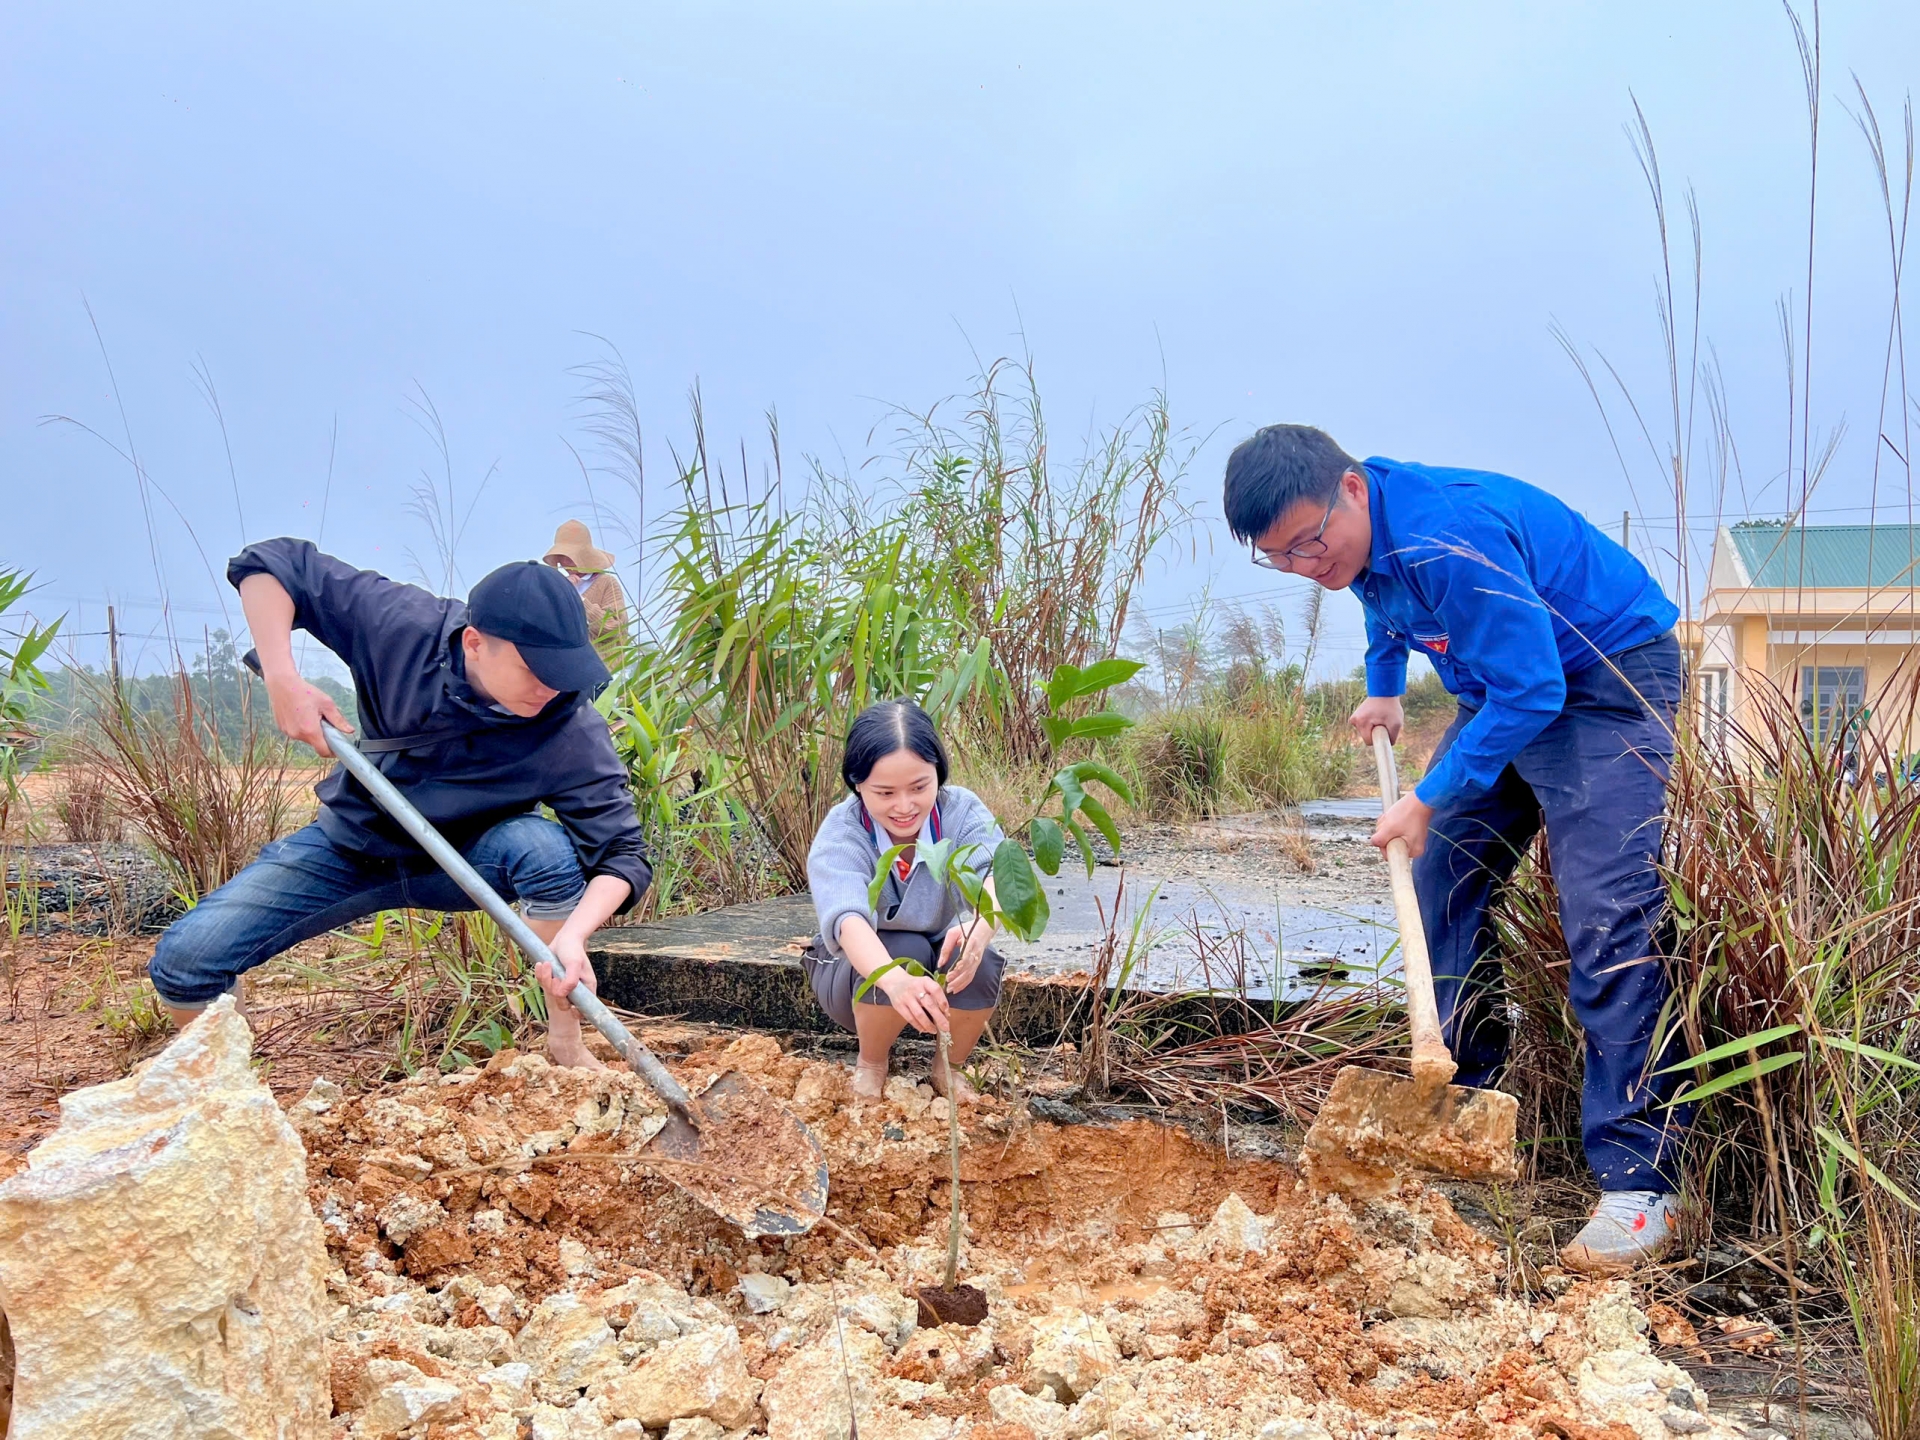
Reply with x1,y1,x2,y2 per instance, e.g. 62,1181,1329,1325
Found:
6,2,1920,678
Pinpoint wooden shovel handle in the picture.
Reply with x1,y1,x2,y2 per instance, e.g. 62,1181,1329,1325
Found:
1372,727,1457,1093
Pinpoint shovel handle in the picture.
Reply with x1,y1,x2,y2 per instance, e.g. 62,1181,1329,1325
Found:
1372,727,1456,1093
313,716,699,1125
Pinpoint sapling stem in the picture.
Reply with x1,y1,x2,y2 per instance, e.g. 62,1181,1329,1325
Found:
939,1027,962,1290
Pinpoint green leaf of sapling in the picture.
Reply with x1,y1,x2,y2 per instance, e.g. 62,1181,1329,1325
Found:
1030,817,1066,876
1078,794,1123,857
1068,758,1135,804
868,843,912,908
1065,816,1097,876
991,839,1049,942
1067,711,1133,741
1045,664,1083,712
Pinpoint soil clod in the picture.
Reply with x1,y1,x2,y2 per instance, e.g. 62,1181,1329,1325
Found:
914,1283,988,1328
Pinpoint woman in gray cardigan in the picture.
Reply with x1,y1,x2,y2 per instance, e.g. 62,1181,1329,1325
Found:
804,700,1006,1101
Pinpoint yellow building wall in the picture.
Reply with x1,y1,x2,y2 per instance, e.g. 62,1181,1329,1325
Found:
1766,641,1920,756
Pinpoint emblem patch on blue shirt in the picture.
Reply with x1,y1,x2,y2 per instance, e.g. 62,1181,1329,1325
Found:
1415,633,1451,656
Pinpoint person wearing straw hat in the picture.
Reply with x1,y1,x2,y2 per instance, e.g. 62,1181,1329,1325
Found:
544,520,629,659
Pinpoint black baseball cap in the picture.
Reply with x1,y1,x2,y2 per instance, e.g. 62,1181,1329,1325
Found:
467,561,611,696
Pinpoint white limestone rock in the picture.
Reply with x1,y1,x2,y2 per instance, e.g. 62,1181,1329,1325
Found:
517,1292,626,1401
990,1383,1070,1437
1196,1193,1269,1260
1027,1308,1122,1402
599,1325,761,1430
738,1271,793,1314
349,1357,466,1438
0,997,331,1440
761,1324,889,1440
376,1191,447,1246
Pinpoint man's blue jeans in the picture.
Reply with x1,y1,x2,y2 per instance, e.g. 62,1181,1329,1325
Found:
148,815,587,1007
1414,632,1690,1192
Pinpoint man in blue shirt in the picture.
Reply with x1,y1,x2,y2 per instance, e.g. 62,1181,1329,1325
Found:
1224,424,1689,1272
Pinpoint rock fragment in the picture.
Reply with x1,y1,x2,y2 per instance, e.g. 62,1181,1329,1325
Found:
738,1271,792,1314
1195,1193,1269,1260
600,1325,761,1429
761,1325,888,1440
516,1292,625,1401
990,1382,1069,1437
0,997,330,1439
352,1357,466,1438
1028,1309,1122,1402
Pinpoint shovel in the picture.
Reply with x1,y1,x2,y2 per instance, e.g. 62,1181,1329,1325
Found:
311,713,830,1238
1300,727,1519,1197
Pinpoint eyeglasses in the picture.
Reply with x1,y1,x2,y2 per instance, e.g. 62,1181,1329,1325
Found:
1251,490,1340,571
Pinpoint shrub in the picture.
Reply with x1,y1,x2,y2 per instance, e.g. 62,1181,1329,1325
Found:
1131,712,1229,818
1497,678,1920,1424
76,675,299,904
56,767,120,843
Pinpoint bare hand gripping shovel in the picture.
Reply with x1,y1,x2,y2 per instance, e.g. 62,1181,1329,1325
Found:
1301,727,1520,1197
303,706,829,1238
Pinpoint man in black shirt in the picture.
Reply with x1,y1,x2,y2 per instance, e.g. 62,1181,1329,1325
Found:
148,539,652,1068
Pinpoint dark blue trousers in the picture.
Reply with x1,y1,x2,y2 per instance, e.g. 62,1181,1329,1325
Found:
1415,633,1690,1191
148,816,587,1007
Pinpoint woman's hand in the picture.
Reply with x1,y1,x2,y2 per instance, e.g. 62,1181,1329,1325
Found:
878,967,950,1034
938,915,992,995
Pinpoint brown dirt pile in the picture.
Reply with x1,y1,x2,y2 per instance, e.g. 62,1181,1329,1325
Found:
297,1033,1744,1440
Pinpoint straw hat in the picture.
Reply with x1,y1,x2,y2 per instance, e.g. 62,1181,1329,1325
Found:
544,519,615,573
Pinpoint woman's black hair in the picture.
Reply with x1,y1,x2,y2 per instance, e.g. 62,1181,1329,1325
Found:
841,699,950,791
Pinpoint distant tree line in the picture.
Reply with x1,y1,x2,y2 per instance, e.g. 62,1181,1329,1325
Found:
27,629,358,759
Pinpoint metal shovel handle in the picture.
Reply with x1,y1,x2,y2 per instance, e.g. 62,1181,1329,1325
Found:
1372,726,1457,1094
315,719,699,1125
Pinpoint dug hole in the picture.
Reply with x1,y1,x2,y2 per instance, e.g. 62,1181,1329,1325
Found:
0,999,1742,1440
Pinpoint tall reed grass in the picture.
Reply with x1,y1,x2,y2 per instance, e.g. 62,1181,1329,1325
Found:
1514,11,1920,1427
1494,679,1920,1432
587,361,1193,905
75,673,300,904
1120,601,1360,819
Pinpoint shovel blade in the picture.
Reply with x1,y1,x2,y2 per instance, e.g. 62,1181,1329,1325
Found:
1302,1065,1519,1197
644,1069,831,1239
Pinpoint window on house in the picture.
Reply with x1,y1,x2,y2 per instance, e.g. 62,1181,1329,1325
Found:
1800,666,1866,743
1698,668,1730,743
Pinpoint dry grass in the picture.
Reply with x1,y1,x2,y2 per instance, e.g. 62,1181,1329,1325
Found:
54,767,119,844
74,676,300,903
255,909,551,1080
1492,677,1920,1431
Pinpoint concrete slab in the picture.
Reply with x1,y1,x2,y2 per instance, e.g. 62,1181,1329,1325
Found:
589,895,1102,1046
1298,797,1389,822
993,862,1397,997
588,852,1403,1043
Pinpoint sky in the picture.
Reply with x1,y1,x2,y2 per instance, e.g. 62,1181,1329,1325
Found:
6,2,1920,680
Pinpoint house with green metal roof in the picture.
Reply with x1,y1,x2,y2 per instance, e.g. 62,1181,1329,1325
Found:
1697,521,1920,749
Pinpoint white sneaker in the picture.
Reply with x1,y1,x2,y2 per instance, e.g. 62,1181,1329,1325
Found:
1560,1190,1678,1274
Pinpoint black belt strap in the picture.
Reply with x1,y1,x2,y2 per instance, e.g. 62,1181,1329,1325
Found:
353,730,478,755
244,647,482,755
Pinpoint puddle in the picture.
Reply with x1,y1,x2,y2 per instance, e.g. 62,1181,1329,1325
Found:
1002,1277,1169,1306
997,864,1400,1000
1297,797,1387,822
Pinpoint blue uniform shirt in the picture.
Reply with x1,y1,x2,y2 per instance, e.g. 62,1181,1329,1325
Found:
1353,458,1678,809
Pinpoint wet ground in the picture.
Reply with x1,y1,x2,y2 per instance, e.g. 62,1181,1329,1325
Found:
995,802,1398,999
592,803,1404,1021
